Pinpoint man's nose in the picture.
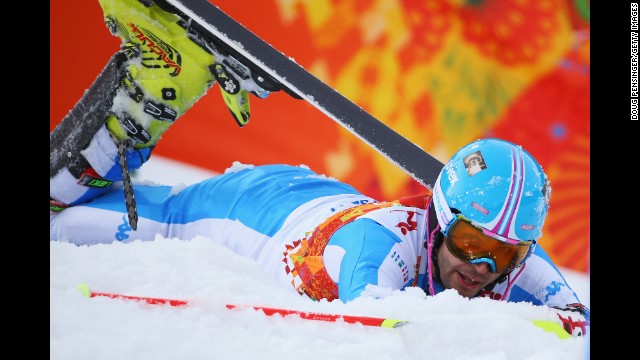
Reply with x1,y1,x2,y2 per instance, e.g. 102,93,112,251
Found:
471,260,493,274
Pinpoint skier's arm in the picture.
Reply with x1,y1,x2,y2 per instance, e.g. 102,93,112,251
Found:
327,219,413,302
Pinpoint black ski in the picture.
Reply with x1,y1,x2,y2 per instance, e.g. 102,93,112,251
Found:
159,0,445,187
50,50,129,178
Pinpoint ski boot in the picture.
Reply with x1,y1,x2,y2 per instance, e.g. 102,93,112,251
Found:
99,0,274,130
50,0,273,229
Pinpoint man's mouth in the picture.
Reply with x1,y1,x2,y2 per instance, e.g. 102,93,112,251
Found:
458,272,481,288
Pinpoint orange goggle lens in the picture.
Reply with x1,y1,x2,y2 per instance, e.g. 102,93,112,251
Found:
444,220,533,273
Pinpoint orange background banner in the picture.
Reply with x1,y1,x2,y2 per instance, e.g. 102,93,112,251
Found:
50,0,590,273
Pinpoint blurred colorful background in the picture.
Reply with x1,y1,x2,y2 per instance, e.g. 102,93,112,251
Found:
50,0,590,274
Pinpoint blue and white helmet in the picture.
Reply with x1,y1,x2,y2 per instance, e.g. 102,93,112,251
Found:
431,138,551,244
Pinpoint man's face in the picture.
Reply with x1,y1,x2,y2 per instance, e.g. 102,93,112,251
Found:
436,242,502,298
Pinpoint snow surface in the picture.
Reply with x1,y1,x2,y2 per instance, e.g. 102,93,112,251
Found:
50,155,590,360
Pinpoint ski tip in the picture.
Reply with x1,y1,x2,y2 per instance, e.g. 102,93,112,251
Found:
76,283,91,298
381,319,410,328
531,320,571,339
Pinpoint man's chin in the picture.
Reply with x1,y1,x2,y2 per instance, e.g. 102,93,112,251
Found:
449,286,478,298
458,288,484,298
450,274,485,297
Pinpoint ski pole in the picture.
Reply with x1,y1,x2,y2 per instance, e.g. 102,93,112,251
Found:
76,283,409,328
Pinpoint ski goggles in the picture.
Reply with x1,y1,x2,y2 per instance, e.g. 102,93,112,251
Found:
442,217,534,274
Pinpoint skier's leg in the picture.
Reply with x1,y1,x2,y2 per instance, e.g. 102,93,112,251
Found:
50,0,220,228
50,0,274,234
50,0,276,210
50,184,175,246
50,32,217,211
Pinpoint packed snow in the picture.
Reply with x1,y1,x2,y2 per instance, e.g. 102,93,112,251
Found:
50,156,590,360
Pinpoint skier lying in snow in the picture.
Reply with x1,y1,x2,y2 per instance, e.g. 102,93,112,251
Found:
50,0,589,338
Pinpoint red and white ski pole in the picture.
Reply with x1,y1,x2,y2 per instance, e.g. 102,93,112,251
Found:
76,283,409,328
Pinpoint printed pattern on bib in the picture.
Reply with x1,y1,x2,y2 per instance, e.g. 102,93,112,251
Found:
283,201,400,301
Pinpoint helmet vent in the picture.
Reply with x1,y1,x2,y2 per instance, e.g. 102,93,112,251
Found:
471,201,489,215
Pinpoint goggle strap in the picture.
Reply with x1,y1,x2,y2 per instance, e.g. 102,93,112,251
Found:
432,177,455,234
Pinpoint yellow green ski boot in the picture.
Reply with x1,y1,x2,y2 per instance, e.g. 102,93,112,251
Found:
99,0,219,148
